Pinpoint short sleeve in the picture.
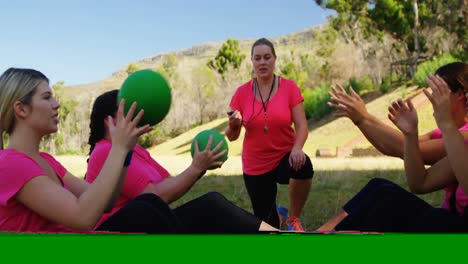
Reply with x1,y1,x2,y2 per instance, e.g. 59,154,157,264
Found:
230,87,242,112
86,141,112,183
288,80,304,108
0,151,45,206
121,146,169,199
40,152,67,178
230,81,251,113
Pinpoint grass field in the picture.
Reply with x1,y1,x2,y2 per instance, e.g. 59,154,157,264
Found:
56,155,444,231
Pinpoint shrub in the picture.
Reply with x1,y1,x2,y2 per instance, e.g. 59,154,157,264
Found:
303,85,332,120
347,76,374,95
413,54,459,87
379,75,392,94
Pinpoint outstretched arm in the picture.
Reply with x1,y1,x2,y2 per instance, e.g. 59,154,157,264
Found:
328,83,453,164
142,136,227,204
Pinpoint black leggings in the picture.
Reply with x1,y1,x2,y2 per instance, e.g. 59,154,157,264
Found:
243,152,314,228
96,192,263,233
336,178,468,233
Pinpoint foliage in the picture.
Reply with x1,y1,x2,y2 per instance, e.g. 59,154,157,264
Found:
379,75,392,94
303,85,332,120
138,126,165,148
279,51,310,91
347,75,374,94
155,53,179,83
426,0,468,50
315,25,338,58
191,64,217,124
314,0,467,77
126,62,140,75
38,81,81,154
207,38,245,76
413,53,459,87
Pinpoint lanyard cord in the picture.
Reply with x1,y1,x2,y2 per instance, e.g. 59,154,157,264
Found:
255,75,275,113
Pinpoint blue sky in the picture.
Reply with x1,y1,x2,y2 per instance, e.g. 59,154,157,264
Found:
1,0,332,85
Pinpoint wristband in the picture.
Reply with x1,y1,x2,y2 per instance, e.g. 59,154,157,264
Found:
123,151,133,167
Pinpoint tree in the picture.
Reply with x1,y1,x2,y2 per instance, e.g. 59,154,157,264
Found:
192,65,217,123
126,62,140,75
155,52,179,85
315,0,433,77
207,38,245,77
279,52,310,92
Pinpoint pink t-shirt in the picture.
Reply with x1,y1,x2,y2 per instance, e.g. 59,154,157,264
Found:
430,122,468,216
230,77,304,175
0,149,72,233
86,140,170,227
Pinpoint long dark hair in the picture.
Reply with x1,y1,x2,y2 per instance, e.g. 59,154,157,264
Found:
435,62,468,93
87,89,119,158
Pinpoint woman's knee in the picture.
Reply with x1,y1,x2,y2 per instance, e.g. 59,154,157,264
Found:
366,178,398,190
198,192,228,203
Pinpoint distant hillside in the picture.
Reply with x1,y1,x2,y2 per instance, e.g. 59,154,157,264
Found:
61,26,321,100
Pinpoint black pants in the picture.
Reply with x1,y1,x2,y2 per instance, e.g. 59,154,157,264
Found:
96,192,262,234
243,152,314,228
336,178,468,233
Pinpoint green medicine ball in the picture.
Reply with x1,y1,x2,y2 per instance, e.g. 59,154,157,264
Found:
191,129,229,170
118,69,172,126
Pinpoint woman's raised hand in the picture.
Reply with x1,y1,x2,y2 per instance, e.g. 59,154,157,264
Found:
327,84,369,126
388,99,418,136
424,74,455,129
191,135,226,172
108,99,152,151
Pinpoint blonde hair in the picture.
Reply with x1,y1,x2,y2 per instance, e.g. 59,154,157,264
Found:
0,68,49,149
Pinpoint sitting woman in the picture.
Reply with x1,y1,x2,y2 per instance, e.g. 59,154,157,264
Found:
318,63,468,232
85,89,277,233
0,68,151,232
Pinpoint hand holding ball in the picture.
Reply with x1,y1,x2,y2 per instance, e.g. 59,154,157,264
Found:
191,129,229,170
118,69,172,126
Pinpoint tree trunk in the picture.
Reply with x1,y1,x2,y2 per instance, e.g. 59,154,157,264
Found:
410,0,420,78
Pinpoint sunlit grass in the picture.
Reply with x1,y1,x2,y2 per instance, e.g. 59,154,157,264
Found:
57,154,444,231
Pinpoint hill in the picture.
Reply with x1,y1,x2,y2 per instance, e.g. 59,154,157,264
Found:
60,26,320,100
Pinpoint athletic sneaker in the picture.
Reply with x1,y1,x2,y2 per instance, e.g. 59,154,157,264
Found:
277,205,289,228
286,216,305,232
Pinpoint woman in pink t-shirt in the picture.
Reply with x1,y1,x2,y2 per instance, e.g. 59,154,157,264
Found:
319,62,468,232
85,90,277,233
0,68,151,233
225,38,313,231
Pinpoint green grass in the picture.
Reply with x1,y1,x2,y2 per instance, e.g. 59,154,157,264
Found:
57,154,444,231
171,168,443,231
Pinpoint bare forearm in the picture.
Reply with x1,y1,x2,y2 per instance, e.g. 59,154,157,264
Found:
225,125,241,141
440,123,468,193
149,166,202,204
104,168,127,212
358,115,404,157
293,123,308,149
403,133,427,193
76,146,128,227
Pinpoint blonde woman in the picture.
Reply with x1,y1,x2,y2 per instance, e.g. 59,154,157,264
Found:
0,68,151,232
